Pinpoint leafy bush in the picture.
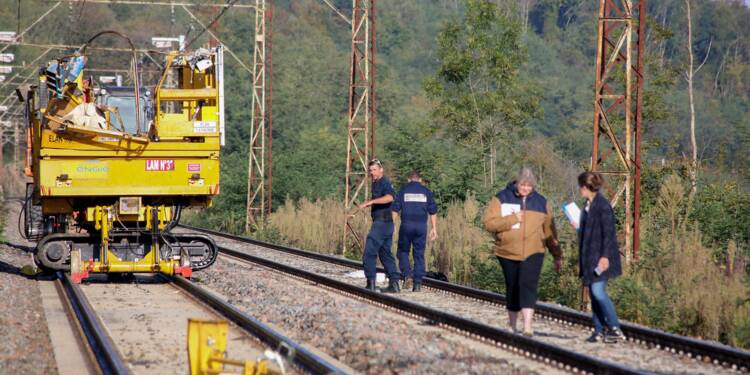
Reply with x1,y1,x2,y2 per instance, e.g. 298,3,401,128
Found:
613,175,749,346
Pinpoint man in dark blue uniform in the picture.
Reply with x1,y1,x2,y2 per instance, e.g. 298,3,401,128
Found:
391,170,438,292
358,159,400,293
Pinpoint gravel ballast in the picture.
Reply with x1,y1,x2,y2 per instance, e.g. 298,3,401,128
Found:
0,202,57,375
194,256,560,374
193,230,743,374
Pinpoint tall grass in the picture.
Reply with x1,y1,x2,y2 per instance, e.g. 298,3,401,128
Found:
428,193,492,283
266,197,369,256
613,175,749,346
263,195,491,280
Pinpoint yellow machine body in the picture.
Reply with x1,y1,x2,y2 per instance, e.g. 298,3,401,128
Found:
19,33,223,281
33,51,222,200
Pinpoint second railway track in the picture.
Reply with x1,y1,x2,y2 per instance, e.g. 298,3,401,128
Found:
180,224,750,374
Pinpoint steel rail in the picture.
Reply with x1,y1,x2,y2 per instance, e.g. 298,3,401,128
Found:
52,276,101,374
180,224,750,371
58,272,131,375
168,275,347,375
216,244,638,374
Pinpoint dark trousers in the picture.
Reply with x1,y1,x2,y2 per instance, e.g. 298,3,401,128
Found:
497,253,545,311
396,223,427,283
363,221,398,281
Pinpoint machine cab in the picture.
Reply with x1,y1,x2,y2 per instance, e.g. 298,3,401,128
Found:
96,86,153,135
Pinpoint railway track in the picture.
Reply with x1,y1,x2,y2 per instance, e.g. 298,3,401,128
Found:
57,271,130,374
216,243,636,374
60,272,347,374
168,275,347,375
74,275,347,374
3,200,345,375
180,224,750,374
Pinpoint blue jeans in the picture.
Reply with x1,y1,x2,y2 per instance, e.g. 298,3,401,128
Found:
590,280,621,333
363,221,398,281
396,223,427,283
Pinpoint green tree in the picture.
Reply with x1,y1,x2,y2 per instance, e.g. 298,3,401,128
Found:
424,0,540,187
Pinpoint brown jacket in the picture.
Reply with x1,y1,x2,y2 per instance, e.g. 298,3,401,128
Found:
483,183,561,261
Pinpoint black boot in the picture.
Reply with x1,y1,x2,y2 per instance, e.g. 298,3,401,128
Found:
382,279,400,293
412,282,421,292
365,279,376,291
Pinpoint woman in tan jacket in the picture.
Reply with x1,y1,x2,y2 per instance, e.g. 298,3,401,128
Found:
483,167,562,336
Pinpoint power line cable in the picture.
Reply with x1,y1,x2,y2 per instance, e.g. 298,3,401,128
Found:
319,0,351,25
1,41,167,54
0,47,53,95
183,0,238,50
49,0,255,8
0,52,52,118
180,5,252,74
0,2,62,54
76,0,87,21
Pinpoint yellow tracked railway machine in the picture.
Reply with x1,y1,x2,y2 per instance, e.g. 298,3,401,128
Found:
17,32,224,282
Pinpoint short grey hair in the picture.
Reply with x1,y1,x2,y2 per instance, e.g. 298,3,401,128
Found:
517,166,536,186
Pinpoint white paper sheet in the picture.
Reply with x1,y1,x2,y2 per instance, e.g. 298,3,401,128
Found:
501,203,522,229
563,202,582,229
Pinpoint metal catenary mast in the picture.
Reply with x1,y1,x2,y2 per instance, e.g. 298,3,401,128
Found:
245,0,274,231
591,0,646,261
343,0,376,254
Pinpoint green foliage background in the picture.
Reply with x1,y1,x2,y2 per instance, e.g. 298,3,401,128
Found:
1,0,749,347
2,0,749,202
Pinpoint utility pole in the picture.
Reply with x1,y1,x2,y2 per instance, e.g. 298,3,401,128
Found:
342,0,376,254
591,0,645,262
245,0,273,232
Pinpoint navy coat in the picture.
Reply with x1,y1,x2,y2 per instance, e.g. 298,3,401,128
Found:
578,192,622,286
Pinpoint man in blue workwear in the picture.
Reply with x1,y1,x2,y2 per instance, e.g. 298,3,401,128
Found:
358,159,401,293
391,170,438,292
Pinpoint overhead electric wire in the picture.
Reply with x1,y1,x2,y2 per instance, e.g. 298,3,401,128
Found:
183,0,239,50
319,0,351,25
0,48,55,120
76,0,86,21
142,51,164,70
49,0,256,8
2,0,253,116
180,5,252,74
0,47,53,96
0,2,62,54
0,40,165,116
4,67,138,78
0,41,167,54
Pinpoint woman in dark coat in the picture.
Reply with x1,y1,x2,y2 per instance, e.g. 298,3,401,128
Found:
574,172,625,343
